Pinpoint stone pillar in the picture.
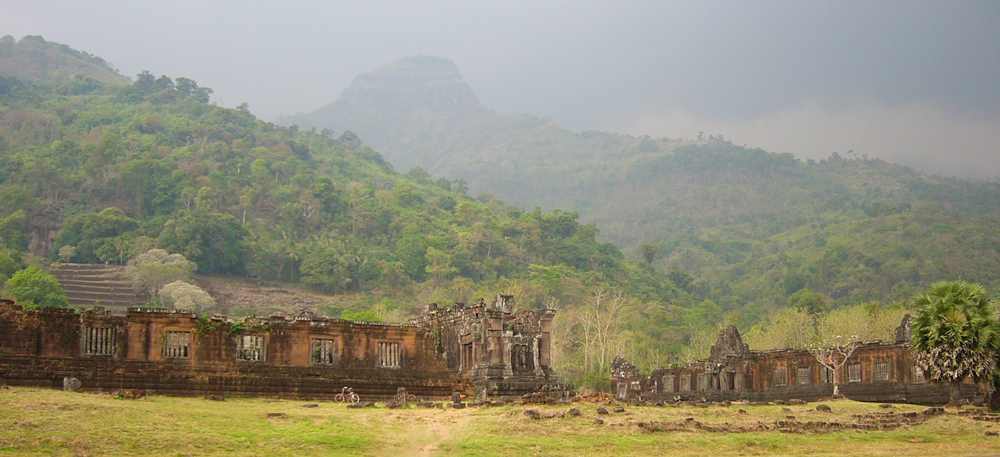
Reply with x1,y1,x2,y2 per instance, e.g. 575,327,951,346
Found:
532,337,543,377
503,340,513,378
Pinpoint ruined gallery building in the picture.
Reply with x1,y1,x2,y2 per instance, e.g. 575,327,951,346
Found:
0,295,982,405
0,295,567,399
611,322,982,406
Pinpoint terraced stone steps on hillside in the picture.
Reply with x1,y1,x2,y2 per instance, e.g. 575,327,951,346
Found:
48,264,150,309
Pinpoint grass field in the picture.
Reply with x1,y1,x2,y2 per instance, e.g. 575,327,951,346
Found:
2,387,1000,456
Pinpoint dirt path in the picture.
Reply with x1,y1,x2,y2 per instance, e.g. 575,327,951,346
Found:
394,408,474,457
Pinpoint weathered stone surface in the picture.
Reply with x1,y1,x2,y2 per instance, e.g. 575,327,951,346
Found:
524,409,541,419
0,297,565,402
596,407,609,415
816,404,832,412
567,408,581,417
301,403,319,408
63,377,81,392
894,314,912,343
611,323,980,407
613,406,625,413
594,418,604,425
710,325,749,360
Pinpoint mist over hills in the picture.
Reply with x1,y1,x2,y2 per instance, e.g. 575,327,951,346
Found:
3,37,1000,376
0,35,129,86
0,38,709,376
284,56,1000,321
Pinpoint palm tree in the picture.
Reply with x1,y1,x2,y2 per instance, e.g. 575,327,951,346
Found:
910,280,1000,406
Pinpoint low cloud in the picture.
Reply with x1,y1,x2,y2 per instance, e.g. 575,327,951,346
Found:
620,102,1000,180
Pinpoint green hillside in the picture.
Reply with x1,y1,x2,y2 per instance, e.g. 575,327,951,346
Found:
0,40,711,385
0,35,129,86
284,56,1000,326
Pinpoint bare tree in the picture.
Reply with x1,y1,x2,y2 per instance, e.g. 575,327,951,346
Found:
808,338,861,397
579,288,631,373
807,304,889,397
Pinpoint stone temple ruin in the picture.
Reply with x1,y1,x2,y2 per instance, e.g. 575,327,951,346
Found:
611,320,983,406
411,295,568,401
0,295,569,400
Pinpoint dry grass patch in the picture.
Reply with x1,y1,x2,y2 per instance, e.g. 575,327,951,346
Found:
2,388,1000,456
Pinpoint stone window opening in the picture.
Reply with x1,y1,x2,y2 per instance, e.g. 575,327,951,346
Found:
911,365,926,384
796,366,810,386
82,326,115,356
663,374,675,393
311,339,338,365
873,360,890,382
237,335,265,362
163,331,190,358
462,342,473,371
680,373,691,392
773,368,788,387
512,344,534,371
848,363,862,383
820,366,834,384
727,371,736,390
616,382,628,399
377,341,402,368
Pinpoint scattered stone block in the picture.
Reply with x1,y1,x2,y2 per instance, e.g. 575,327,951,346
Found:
613,406,625,413
879,404,893,409
568,408,582,417
451,402,466,409
524,409,541,420
816,404,832,412
922,407,945,416
987,431,999,436
594,418,605,425
395,387,410,407
63,377,82,392
596,407,609,415
301,403,319,408
788,399,806,406
266,412,286,417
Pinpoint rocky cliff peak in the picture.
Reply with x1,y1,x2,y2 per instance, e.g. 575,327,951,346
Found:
337,56,484,115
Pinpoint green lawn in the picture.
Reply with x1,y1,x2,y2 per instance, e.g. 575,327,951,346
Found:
1,387,998,456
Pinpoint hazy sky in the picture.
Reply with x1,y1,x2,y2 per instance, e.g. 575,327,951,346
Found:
3,1,999,178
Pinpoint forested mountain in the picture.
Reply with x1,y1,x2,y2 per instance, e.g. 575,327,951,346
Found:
0,35,129,86
0,38,709,384
285,56,1000,325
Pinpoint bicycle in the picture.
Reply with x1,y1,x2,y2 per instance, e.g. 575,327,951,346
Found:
336,391,360,404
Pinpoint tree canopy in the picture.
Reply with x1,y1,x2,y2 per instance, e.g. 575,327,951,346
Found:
910,280,1000,404
4,266,68,308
